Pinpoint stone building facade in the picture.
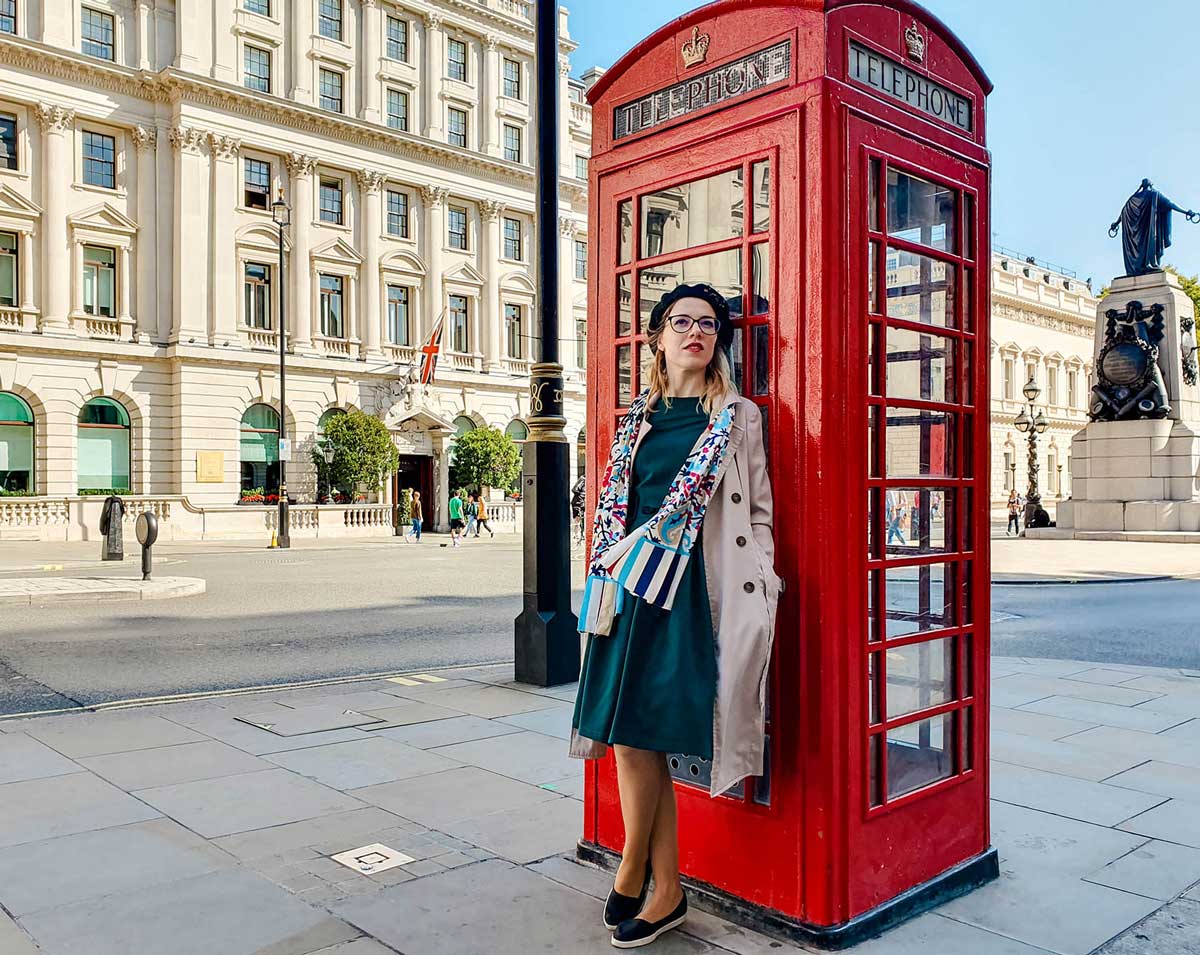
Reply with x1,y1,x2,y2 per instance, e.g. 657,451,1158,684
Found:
0,0,591,536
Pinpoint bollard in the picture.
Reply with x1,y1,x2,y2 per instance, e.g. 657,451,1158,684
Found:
135,510,158,581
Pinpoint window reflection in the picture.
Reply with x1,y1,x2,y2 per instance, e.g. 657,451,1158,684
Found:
887,168,955,252
639,249,742,332
729,326,744,392
886,247,955,328
885,407,954,477
638,340,654,394
752,160,770,234
886,636,955,719
868,158,880,232
751,325,769,396
617,345,632,405
887,712,953,797
641,168,744,258
618,199,632,264
884,487,953,555
884,564,954,637
751,243,770,314
618,274,632,336
885,327,954,403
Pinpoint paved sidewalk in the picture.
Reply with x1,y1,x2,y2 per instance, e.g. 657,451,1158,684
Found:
991,534,1200,583
1,658,1199,954
0,576,205,605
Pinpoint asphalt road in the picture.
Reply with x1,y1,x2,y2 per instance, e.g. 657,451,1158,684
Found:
0,537,1196,717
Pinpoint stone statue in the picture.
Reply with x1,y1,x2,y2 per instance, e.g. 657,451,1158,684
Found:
1090,300,1170,421
1108,179,1198,276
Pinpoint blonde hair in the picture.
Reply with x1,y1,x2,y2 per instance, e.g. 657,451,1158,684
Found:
645,314,734,416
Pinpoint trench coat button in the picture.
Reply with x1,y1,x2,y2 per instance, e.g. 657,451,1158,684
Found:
743,581,755,594
731,492,742,504
736,536,747,547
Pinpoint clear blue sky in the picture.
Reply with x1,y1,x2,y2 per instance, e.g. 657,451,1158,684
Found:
566,0,1200,286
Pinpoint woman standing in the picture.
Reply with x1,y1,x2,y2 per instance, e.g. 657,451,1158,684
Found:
570,283,782,949
405,490,423,542
1006,488,1021,536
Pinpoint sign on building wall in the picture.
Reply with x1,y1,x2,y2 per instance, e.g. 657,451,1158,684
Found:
847,42,972,132
196,451,224,483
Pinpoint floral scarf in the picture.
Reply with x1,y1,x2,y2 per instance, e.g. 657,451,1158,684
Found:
579,390,736,637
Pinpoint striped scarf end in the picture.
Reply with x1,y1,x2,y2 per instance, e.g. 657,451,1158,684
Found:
579,574,623,636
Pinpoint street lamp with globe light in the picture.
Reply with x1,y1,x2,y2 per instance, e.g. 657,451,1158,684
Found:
1014,377,1049,531
271,190,291,548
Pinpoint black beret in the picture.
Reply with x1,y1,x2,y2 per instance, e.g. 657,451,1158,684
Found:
647,283,734,355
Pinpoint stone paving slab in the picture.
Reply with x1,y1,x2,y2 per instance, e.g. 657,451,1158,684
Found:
988,728,1148,781
1017,696,1190,734
210,807,414,862
79,738,272,790
0,772,161,848
161,707,375,755
22,710,207,758
1083,839,1200,901
437,795,581,864
1105,760,1200,802
264,736,462,789
1093,898,1200,955
0,731,82,784
371,713,523,748
1118,797,1200,848
0,911,39,955
237,704,386,736
989,762,1167,827
432,728,579,785
0,575,205,605
1059,724,1200,770
989,801,1148,879
494,701,575,739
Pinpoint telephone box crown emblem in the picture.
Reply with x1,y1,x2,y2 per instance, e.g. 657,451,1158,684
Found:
904,21,926,62
681,26,711,69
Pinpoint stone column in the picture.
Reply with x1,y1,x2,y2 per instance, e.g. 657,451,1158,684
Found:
175,0,201,71
118,246,133,329
209,133,241,345
356,169,385,358
347,274,359,348
212,0,236,81
361,0,382,122
136,0,153,70
71,242,84,315
41,2,72,47
559,217,577,368
170,125,210,342
285,153,317,352
18,230,34,315
420,185,449,346
154,123,174,343
422,13,444,138
558,56,573,176
291,0,313,104
35,104,74,335
480,199,504,371
132,126,157,343
482,35,501,157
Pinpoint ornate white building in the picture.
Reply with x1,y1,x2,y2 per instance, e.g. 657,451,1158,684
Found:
0,0,592,537
989,249,1098,511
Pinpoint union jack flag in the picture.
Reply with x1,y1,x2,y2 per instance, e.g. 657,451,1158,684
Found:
418,312,445,385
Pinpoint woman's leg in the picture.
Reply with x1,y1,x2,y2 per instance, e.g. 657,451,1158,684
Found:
612,745,662,896
639,755,685,920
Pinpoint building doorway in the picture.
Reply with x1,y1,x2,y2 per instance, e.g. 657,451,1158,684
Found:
394,454,432,531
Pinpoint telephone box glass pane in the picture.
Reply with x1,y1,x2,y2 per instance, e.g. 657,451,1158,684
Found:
963,194,975,261
752,161,770,234
618,200,633,264
618,274,632,336
884,488,954,555
868,652,881,724
641,168,744,257
961,707,974,771
963,267,974,333
617,345,632,405
885,408,954,478
638,341,654,393
729,326,744,392
868,158,880,232
867,323,881,395
885,328,955,403
886,636,955,720
887,169,956,253
751,325,769,396
751,243,770,314
867,406,880,478
963,631,974,699
868,570,879,641
867,488,880,558
868,735,883,807
885,563,954,637
868,242,880,313
639,249,742,330
758,404,770,466
887,713,953,797
886,247,955,328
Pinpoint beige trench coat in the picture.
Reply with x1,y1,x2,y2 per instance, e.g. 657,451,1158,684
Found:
569,391,782,797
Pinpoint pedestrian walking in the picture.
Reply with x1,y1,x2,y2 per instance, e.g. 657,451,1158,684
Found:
1006,489,1021,536
885,488,907,545
448,490,465,547
406,491,423,542
463,493,479,539
474,494,495,537
570,283,781,949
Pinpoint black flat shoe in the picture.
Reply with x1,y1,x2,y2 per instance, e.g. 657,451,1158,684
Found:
611,893,687,948
603,861,652,931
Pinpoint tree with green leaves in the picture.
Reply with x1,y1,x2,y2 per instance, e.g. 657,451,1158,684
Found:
448,426,522,496
1166,266,1200,323
313,409,400,502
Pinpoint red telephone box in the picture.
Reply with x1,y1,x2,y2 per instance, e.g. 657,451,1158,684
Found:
579,0,995,945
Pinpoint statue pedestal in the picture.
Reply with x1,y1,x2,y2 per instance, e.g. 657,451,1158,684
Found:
1054,270,1200,539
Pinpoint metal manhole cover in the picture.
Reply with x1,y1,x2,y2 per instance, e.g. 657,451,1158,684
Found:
331,843,415,875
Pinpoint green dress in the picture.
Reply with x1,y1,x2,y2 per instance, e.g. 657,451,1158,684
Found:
571,397,717,757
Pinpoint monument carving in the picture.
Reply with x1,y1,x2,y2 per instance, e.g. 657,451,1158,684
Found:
1090,301,1169,420
1108,179,1198,276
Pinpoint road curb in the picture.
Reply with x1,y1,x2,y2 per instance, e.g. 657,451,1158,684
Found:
0,576,206,605
993,575,1175,587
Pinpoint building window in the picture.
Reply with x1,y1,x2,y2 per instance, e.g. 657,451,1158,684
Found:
81,7,115,61
447,206,468,250
319,68,344,112
386,88,409,131
449,294,468,352
1025,362,1037,388
319,177,343,224
447,38,467,82
0,0,15,35
317,0,342,40
244,45,271,93
575,155,588,180
0,113,15,170
502,124,521,163
319,274,344,337
386,15,407,60
244,263,271,329
1047,365,1058,406
244,0,270,14
78,397,131,493
505,419,528,443
82,131,116,190
1068,369,1078,409
1003,359,1015,400
83,246,116,316
575,314,587,370
387,285,410,345
505,303,522,359
386,189,409,238
447,107,467,148
574,239,587,280
1003,449,1014,490
503,58,521,99
502,217,521,260
0,392,33,493
240,404,280,497
0,232,15,307
244,157,270,210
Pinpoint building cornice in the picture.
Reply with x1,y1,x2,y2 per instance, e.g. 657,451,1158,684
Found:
990,290,1095,337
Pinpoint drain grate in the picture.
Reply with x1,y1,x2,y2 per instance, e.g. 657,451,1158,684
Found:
331,843,414,875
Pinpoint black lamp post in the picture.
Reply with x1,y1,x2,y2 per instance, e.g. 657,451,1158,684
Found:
1014,377,1049,530
271,190,291,549
321,440,335,504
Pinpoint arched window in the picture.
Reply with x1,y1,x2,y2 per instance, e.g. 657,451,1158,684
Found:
240,404,280,498
77,397,131,492
453,415,476,437
505,419,529,443
0,392,34,494
317,407,345,440
316,407,346,502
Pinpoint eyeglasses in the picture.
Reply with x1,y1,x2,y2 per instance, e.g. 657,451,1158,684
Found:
667,315,720,336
